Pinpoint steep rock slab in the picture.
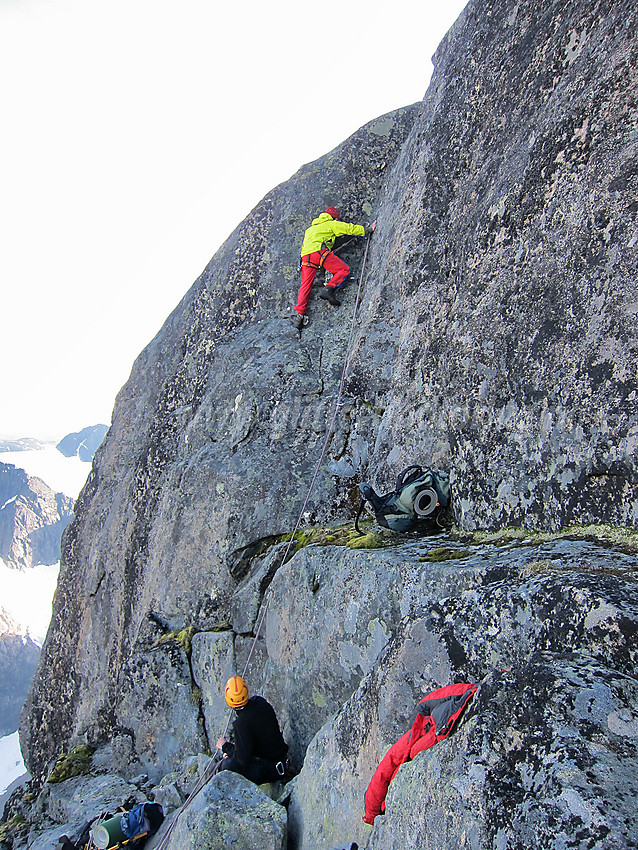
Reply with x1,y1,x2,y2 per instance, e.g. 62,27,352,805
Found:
347,0,638,530
20,0,638,813
190,630,235,748
20,107,418,782
113,639,208,782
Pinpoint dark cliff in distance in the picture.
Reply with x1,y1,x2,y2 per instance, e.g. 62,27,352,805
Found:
0,463,74,570
0,618,40,737
17,0,638,848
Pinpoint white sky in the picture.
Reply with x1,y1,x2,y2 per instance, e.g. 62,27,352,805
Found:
0,0,468,441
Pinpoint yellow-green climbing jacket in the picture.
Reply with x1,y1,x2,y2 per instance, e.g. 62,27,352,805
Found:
300,212,365,257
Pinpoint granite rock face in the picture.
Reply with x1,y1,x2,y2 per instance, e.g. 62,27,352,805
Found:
16,0,638,847
356,0,638,532
20,102,420,784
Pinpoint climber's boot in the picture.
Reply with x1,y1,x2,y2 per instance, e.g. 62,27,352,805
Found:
319,287,341,307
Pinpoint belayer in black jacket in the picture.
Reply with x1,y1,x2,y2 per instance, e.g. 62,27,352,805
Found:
216,675,289,784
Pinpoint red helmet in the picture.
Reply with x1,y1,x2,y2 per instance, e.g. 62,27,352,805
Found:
325,206,340,220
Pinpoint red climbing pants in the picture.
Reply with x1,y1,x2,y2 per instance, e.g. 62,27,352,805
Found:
294,251,351,316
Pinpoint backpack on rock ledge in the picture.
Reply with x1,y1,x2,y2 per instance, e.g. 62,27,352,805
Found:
355,465,451,534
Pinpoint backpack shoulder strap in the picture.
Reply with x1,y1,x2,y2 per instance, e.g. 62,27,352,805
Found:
354,498,367,535
395,465,424,491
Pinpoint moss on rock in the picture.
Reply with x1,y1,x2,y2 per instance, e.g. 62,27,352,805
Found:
0,814,27,843
47,744,94,784
454,523,638,553
418,547,470,562
156,625,198,657
281,523,407,557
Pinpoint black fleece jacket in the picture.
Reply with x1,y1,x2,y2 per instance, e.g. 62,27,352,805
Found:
223,696,288,769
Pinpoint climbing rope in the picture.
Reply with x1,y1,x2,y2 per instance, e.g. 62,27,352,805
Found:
241,232,372,678
154,234,373,850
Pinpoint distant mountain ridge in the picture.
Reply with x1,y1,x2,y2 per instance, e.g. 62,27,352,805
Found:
0,608,39,786
0,464,74,570
0,626,39,738
0,438,49,454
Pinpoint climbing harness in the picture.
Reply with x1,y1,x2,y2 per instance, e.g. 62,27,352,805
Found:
154,233,373,850
300,235,358,271
301,244,331,269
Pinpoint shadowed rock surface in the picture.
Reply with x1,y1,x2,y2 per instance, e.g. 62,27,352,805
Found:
12,0,638,848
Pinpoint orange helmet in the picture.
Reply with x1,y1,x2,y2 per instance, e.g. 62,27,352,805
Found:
225,675,249,708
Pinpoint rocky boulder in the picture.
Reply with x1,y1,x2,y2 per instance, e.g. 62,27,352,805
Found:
7,773,144,850
6,531,638,849
159,770,287,850
286,533,638,850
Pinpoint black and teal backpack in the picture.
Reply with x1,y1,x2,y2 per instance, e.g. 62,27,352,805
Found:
355,465,451,534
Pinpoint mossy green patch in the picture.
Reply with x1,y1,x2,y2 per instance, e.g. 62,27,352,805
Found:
312,685,328,708
454,523,638,553
47,744,94,784
522,559,557,578
348,531,386,550
418,547,470,562
280,523,403,559
0,814,26,842
156,624,198,656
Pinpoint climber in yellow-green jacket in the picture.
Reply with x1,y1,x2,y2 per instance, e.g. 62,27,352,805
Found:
291,206,376,330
